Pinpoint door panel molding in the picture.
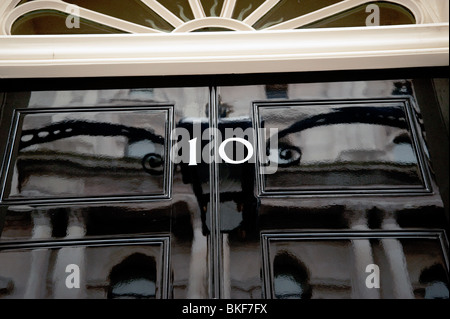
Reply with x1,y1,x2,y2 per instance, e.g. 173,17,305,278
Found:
0,235,171,299
261,230,449,299
253,97,433,197
0,105,174,205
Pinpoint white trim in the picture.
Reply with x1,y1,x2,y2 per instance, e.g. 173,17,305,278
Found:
0,24,447,78
0,0,22,33
0,0,19,19
220,0,236,18
140,0,184,28
189,0,206,19
414,0,449,24
416,0,440,23
244,0,281,26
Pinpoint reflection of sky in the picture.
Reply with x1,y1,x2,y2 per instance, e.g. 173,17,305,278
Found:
27,88,209,119
112,278,156,298
425,282,449,299
275,274,303,298
127,140,160,159
21,136,128,158
392,143,417,164
286,124,416,165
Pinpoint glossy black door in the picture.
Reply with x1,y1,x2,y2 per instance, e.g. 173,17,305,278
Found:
0,79,448,299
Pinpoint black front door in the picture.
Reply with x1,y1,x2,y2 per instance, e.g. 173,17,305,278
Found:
0,76,448,299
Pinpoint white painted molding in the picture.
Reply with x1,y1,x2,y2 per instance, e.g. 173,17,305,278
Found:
189,0,206,19
140,0,184,28
220,0,237,19
244,0,281,26
419,0,449,23
0,24,448,78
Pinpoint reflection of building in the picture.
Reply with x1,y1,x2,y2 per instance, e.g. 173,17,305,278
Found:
0,1,449,300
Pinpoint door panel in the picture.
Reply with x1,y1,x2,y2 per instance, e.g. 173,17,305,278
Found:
253,98,429,194
261,232,449,299
0,237,169,299
217,80,449,299
2,106,172,201
0,87,212,299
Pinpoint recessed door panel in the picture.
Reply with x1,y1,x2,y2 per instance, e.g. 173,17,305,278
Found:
2,107,173,202
253,99,429,195
261,232,449,299
0,238,169,299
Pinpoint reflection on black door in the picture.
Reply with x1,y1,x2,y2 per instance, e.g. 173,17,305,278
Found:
0,80,448,299
218,80,448,299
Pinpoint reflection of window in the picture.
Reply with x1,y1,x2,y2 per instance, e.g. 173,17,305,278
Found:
108,253,157,299
273,251,311,299
0,276,14,297
265,84,288,99
419,264,450,299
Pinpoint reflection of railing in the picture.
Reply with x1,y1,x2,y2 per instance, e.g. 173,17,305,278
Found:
19,120,165,150
262,106,412,168
19,120,166,176
276,106,407,140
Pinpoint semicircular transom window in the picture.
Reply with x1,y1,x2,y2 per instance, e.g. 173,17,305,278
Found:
7,0,417,35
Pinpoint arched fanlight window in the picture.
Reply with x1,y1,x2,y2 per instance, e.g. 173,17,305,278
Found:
2,0,420,35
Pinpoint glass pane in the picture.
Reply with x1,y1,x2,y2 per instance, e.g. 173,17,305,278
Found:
200,0,225,17
232,0,265,21
0,241,166,298
255,100,426,193
157,0,194,22
193,27,234,32
4,108,172,200
302,2,415,28
65,0,174,32
11,10,125,35
253,0,344,30
265,236,449,299
15,0,29,7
